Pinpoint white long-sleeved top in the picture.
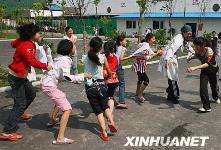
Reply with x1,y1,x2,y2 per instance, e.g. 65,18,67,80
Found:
133,42,155,60
158,34,195,81
27,43,53,82
41,55,84,88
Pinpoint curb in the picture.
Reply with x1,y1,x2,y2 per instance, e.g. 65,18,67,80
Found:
0,56,187,93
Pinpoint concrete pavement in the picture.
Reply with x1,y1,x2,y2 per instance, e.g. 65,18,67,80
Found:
0,59,221,150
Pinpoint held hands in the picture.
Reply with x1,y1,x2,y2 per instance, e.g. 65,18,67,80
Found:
156,49,164,56
165,59,172,68
84,74,93,79
47,65,53,71
186,67,196,73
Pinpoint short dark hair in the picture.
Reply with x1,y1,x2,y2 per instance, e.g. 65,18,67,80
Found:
65,26,72,32
116,35,126,46
16,23,40,41
212,31,216,34
57,39,73,56
145,33,155,42
103,41,115,57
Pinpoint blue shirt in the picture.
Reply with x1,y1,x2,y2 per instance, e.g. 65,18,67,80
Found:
116,46,126,66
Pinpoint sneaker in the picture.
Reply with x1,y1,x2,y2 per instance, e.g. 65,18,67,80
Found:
198,108,211,113
137,96,145,103
210,98,221,104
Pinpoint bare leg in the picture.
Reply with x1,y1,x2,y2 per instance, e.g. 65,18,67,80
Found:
50,105,60,123
136,82,142,96
57,109,74,143
138,83,147,99
96,113,107,136
107,99,114,120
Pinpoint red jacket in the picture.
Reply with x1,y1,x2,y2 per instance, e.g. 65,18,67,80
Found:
8,38,48,78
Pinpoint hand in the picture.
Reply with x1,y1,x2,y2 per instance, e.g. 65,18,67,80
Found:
186,67,196,73
85,74,93,79
165,59,172,68
47,65,53,71
157,49,164,56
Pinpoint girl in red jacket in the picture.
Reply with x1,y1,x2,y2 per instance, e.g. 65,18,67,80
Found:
0,23,52,141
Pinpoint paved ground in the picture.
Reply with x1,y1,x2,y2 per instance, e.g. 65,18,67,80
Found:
0,58,221,150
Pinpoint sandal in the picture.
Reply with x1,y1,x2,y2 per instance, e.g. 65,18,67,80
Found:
46,118,60,127
21,113,32,120
52,138,75,145
115,103,128,109
0,133,22,141
137,96,145,103
99,132,109,141
108,123,118,133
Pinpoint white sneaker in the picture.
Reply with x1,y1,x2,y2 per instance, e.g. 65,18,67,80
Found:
210,98,221,104
198,108,211,112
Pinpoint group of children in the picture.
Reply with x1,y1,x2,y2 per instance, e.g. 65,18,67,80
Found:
0,23,220,144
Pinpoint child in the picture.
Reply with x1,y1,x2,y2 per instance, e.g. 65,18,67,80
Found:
115,35,133,109
132,33,163,103
64,26,78,75
83,37,118,141
103,41,119,117
0,23,52,141
41,39,91,144
187,37,220,112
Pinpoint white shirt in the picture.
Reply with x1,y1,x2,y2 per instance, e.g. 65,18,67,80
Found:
41,55,84,87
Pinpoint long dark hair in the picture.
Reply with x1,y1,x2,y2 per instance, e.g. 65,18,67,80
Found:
193,37,211,48
103,41,115,57
116,35,126,46
145,33,155,42
88,37,103,66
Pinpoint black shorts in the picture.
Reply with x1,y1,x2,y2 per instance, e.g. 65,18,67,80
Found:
137,71,149,85
107,83,118,98
85,83,109,116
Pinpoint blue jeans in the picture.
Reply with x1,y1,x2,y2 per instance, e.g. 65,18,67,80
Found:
116,66,125,104
71,55,78,75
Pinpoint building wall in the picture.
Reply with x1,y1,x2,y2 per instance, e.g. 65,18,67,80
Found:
117,18,221,36
81,0,221,15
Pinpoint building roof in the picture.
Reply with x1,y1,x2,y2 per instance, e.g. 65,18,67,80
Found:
45,4,63,11
113,12,221,19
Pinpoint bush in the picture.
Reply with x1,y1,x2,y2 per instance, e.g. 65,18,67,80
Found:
155,29,168,46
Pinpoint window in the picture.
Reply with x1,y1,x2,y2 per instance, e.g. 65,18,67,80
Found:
153,21,164,30
126,21,136,29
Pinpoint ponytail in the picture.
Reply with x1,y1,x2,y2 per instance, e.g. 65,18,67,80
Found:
88,37,103,66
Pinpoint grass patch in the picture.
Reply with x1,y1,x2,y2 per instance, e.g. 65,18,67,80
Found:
0,67,9,87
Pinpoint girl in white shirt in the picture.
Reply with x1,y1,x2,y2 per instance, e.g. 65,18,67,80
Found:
41,39,91,145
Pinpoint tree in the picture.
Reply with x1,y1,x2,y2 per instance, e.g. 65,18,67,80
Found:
46,0,54,37
57,0,66,34
32,1,44,27
66,0,91,54
94,0,101,33
12,8,29,26
136,0,149,43
0,4,6,32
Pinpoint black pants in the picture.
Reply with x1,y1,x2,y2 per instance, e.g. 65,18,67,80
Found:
166,79,180,100
200,70,219,109
86,82,109,116
3,74,36,134
137,71,149,85
107,83,118,98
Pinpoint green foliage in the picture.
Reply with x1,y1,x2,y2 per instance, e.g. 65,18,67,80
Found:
12,8,30,25
105,29,125,41
203,31,211,41
155,29,168,46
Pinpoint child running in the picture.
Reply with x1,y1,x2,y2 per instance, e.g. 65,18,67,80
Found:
0,23,52,141
103,41,119,118
187,37,220,113
82,37,118,141
132,33,163,103
115,35,133,109
41,39,91,144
